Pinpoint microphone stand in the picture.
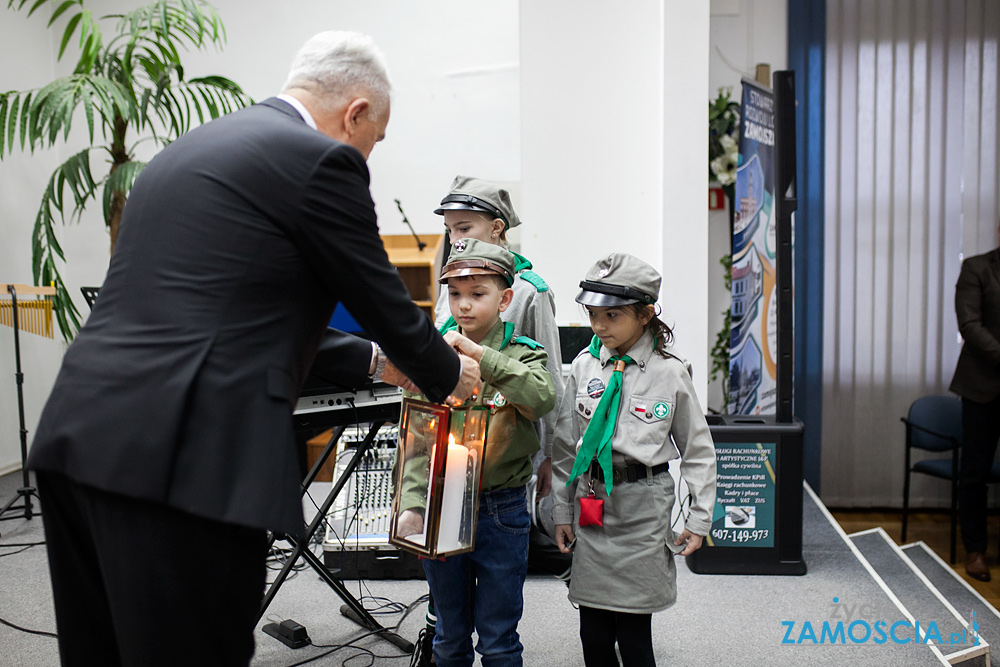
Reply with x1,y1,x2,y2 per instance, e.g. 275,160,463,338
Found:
0,285,41,533
394,199,427,251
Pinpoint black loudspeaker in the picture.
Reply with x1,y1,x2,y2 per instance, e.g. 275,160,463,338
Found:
689,72,806,577
772,71,797,424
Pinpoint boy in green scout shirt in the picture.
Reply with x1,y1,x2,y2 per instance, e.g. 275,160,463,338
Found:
397,238,555,667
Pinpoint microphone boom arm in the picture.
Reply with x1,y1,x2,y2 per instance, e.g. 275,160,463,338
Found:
394,199,427,251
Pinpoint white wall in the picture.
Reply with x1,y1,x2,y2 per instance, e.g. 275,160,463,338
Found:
83,0,523,238
705,0,787,411
522,0,711,405
0,13,64,474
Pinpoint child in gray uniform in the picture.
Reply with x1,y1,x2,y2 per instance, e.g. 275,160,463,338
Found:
551,253,717,667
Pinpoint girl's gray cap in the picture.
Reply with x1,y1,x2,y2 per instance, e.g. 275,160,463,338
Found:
576,253,661,307
433,175,522,230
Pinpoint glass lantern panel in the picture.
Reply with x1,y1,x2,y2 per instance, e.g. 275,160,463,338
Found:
392,400,448,552
442,408,489,552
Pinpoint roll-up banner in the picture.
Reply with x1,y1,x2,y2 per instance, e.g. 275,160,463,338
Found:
729,79,777,416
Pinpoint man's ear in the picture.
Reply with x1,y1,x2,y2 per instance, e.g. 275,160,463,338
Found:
343,98,371,135
498,287,514,312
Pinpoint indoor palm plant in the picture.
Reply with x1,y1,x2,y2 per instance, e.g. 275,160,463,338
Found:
1,0,253,339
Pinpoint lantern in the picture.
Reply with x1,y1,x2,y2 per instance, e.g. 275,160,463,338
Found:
389,398,489,559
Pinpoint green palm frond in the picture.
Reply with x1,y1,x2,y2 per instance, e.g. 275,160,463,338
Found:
7,1,103,71
111,0,225,66
102,160,145,223
31,148,97,336
0,76,133,156
35,149,98,245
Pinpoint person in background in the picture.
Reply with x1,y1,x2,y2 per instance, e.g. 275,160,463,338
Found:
27,31,479,667
433,176,563,475
551,253,716,667
410,177,565,666
952,219,1000,582
397,238,555,667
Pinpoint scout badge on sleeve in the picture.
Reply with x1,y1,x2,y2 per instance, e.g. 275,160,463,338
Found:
578,478,604,527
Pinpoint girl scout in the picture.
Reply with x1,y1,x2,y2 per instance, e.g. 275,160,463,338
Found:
551,253,717,667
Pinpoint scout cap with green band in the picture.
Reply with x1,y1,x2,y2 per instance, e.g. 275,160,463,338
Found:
576,253,661,307
439,238,516,286
433,175,522,230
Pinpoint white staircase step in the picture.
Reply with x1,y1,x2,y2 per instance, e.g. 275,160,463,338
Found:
848,528,989,665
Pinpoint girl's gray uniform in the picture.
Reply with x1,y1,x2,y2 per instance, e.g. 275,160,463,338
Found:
551,329,716,613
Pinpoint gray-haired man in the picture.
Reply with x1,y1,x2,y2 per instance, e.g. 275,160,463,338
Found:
29,31,479,666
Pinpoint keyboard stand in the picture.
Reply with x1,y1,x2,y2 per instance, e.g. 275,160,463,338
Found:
257,419,413,654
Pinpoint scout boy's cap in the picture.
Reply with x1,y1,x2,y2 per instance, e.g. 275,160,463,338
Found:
576,253,661,307
440,238,516,286
434,176,522,230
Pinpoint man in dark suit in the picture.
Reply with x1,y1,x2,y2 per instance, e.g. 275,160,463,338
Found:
27,31,479,666
952,220,1000,582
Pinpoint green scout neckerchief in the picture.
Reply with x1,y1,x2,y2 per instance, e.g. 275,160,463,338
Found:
566,335,635,495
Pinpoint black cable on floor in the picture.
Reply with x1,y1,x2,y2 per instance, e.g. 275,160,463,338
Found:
278,590,428,666
0,616,57,639
0,541,45,557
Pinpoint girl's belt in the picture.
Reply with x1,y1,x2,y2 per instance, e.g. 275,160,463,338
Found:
589,460,670,484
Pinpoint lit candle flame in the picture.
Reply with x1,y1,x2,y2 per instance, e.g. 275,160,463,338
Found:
449,433,456,446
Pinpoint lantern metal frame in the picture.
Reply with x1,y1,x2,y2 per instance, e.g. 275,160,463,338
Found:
389,398,489,559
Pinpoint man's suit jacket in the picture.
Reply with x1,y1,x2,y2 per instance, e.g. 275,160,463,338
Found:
950,248,1000,404
28,98,459,536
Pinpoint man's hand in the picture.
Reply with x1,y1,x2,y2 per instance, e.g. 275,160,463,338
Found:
447,353,481,405
674,529,704,556
380,358,419,393
536,457,553,498
443,330,484,362
396,509,424,538
555,524,575,554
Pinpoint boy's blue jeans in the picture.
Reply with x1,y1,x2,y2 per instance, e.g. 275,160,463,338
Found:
422,485,530,667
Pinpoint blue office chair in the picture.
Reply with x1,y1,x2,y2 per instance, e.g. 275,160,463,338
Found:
901,395,1000,564
901,395,965,563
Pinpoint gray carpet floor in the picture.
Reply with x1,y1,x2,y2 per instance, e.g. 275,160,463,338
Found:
0,469,962,666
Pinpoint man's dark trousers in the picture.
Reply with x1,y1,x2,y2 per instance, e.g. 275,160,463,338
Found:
37,471,266,667
959,394,1000,553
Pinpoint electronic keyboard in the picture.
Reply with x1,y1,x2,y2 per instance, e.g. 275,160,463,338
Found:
293,381,403,431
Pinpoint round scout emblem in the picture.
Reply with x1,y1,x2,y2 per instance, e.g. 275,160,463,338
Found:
652,402,670,419
492,392,507,407
454,239,467,252
587,378,605,398
598,267,610,278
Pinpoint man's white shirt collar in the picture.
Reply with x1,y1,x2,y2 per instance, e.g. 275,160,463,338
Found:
276,94,317,131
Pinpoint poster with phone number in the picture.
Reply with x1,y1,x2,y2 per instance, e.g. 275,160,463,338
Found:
706,442,776,548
